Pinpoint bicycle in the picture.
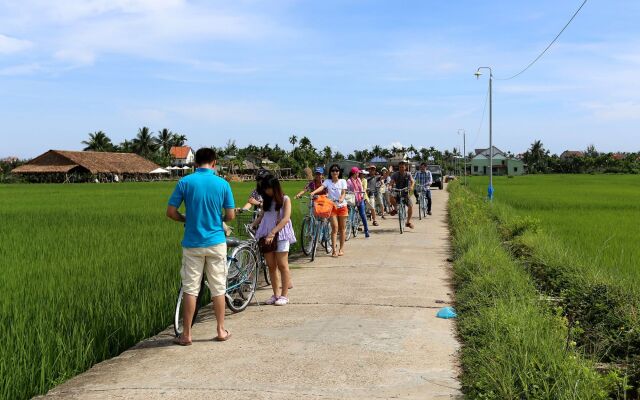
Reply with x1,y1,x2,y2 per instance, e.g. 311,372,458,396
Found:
309,195,334,261
345,190,365,240
173,235,258,337
415,184,430,220
389,187,410,234
298,196,317,257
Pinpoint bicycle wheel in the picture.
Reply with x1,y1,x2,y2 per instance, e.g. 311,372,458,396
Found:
301,216,314,256
418,194,423,220
310,220,321,261
398,202,405,234
352,211,360,238
259,251,270,286
422,195,428,217
225,245,258,313
174,281,205,337
345,209,353,241
323,223,333,254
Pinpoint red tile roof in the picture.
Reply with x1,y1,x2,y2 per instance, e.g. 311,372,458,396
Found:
170,146,192,159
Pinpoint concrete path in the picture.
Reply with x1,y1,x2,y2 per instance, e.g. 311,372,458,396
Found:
41,188,461,400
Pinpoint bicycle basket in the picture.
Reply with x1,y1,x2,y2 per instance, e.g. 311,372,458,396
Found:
229,210,255,240
313,195,334,218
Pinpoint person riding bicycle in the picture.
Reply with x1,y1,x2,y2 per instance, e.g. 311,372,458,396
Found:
389,160,415,229
294,167,326,199
413,162,433,216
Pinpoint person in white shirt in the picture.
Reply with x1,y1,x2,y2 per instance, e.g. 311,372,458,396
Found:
310,164,348,257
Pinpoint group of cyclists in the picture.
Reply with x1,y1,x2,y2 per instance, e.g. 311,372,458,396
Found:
241,159,434,261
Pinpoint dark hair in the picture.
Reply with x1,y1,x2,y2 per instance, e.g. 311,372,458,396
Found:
328,163,342,179
195,147,217,165
420,162,427,167
259,175,284,211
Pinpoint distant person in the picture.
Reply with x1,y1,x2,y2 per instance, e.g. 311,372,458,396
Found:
389,160,415,229
166,147,235,345
294,167,326,199
363,166,379,226
380,167,391,215
252,175,296,306
114,174,119,183
413,162,433,215
310,164,348,257
238,169,270,214
347,167,370,238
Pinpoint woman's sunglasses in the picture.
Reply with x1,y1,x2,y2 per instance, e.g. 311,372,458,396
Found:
330,169,340,173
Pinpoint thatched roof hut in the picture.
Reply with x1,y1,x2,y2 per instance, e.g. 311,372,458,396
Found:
12,150,160,175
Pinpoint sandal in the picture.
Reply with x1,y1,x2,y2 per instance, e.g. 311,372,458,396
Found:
338,250,345,256
372,221,379,226
332,252,339,258
215,329,232,342
405,222,414,229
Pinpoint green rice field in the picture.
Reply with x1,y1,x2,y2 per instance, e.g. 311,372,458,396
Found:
467,175,640,283
0,180,307,400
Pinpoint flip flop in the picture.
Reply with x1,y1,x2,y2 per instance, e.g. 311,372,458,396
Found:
215,330,232,342
331,253,339,258
338,251,345,256
173,338,192,346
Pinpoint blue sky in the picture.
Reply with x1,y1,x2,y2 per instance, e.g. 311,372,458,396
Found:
1,0,639,158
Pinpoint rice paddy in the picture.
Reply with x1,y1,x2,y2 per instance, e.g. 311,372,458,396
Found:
0,180,306,400
466,175,640,282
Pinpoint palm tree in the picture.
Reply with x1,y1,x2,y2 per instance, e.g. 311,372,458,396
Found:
406,145,418,160
322,146,333,162
172,134,187,147
371,145,383,158
289,135,298,150
82,131,114,152
132,127,158,157
155,128,174,156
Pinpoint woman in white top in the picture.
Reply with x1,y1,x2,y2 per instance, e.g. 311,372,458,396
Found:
310,164,348,257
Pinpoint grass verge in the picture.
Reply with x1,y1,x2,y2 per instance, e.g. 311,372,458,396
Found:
449,182,609,399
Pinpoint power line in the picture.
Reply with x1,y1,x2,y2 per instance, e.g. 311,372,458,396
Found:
495,0,588,81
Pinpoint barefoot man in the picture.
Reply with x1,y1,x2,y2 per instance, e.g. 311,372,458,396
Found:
166,147,236,345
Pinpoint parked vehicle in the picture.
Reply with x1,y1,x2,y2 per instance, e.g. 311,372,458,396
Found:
427,165,444,190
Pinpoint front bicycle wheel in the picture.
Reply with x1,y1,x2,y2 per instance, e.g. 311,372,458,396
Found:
398,202,405,234
225,245,258,313
301,216,314,256
310,220,321,261
418,194,423,220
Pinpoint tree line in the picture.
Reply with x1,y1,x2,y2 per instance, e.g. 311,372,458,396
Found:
522,140,640,174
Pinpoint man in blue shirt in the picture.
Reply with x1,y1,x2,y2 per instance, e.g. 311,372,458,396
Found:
167,147,236,345
413,162,433,215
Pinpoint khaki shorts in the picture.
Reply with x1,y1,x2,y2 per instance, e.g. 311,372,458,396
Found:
181,243,228,297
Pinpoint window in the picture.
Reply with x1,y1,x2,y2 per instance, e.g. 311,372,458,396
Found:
514,167,518,172
474,166,478,172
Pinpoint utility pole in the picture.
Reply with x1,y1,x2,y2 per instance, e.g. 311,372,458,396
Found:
458,129,466,186
475,67,494,200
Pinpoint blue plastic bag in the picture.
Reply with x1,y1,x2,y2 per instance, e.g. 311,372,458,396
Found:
436,306,457,319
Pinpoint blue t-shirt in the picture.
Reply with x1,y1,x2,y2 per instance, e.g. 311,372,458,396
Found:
168,168,235,248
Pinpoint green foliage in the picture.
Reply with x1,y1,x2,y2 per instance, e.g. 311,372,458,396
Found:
449,183,607,399
466,175,640,397
0,180,306,400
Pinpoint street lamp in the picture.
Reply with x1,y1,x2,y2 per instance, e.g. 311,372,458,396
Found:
457,129,466,186
475,67,493,200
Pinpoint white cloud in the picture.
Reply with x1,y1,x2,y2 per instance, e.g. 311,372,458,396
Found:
0,34,32,54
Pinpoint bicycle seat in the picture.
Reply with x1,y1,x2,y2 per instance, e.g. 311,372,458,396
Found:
226,237,243,248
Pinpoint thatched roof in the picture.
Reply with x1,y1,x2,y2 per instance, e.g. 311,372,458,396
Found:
12,150,160,174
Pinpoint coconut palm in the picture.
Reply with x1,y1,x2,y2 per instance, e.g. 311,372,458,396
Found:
172,134,187,147
322,146,332,163
132,127,158,157
82,131,114,152
289,134,298,150
155,128,174,156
